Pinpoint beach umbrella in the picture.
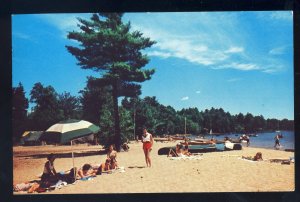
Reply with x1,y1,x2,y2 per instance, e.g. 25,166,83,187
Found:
40,119,100,178
40,119,100,144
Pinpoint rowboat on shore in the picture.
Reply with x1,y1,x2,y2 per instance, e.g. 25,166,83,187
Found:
188,141,212,145
157,142,226,155
224,142,242,150
153,137,173,142
158,144,218,155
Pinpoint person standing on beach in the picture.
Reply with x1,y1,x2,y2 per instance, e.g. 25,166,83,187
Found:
142,128,153,167
274,134,281,149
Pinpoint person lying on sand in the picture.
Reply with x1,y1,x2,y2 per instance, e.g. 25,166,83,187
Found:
77,164,97,179
242,152,263,161
13,181,40,193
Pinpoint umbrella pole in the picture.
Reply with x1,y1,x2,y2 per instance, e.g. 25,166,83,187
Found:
71,140,76,180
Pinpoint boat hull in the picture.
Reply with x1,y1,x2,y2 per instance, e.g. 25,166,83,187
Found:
157,143,225,155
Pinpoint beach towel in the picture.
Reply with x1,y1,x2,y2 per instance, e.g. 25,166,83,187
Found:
50,180,68,189
169,156,203,160
238,157,259,163
115,166,126,173
13,182,34,192
80,176,96,181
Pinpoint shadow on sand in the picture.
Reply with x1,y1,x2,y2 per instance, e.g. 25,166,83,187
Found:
17,150,107,159
127,166,146,169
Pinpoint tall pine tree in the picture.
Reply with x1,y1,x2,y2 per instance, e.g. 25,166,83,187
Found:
12,82,29,143
66,13,155,151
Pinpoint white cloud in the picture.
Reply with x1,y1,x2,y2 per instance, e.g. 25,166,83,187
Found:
147,51,172,58
34,14,90,38
270,11,293,21
196,91,201,94
269,46,286,55
13,32,30,39
225,47,244,53
128,13,241,67
181,96,189,101
216,63,260,71
35,12,291,74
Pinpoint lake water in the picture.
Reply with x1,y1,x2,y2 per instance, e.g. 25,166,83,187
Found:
192,131,294,150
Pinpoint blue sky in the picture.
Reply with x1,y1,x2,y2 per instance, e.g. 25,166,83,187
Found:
12,11,294,120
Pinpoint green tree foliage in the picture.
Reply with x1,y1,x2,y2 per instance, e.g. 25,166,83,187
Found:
12,83,29,143
66,13,156,151
28,82,63,130
79,77,112,125
58,92,81,119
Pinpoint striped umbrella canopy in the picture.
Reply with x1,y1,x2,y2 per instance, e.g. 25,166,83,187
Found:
40,119,100,144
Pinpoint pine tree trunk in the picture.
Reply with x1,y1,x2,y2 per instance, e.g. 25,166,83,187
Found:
112,82,121,152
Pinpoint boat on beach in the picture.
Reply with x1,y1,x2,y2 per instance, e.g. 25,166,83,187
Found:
153,137,173,142
157,144,218,155
188,141,212,145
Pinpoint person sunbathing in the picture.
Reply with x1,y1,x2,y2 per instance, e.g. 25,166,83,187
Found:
242,152,263,161
77,164,97,179
97,159,112,174
168,144,188,157
180,138,192,156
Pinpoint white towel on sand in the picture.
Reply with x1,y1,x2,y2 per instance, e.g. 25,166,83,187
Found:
169,156,203,160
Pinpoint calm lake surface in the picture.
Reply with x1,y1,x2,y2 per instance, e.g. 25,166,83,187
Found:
192,131,294,150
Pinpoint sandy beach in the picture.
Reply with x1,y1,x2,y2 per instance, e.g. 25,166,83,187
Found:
13,141,294,194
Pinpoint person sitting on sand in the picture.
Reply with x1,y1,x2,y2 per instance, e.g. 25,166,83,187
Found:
210,138,217,144
77,164,97,179
97,159,112,174
182,137,189,149
122,143,129,152
107,144,118,169
242,152,263,161
180,138,191,156
168,144,187,157
41,153,60,184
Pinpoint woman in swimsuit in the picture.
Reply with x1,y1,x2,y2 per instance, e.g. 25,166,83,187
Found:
142,128,154,167
97,159,112,174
